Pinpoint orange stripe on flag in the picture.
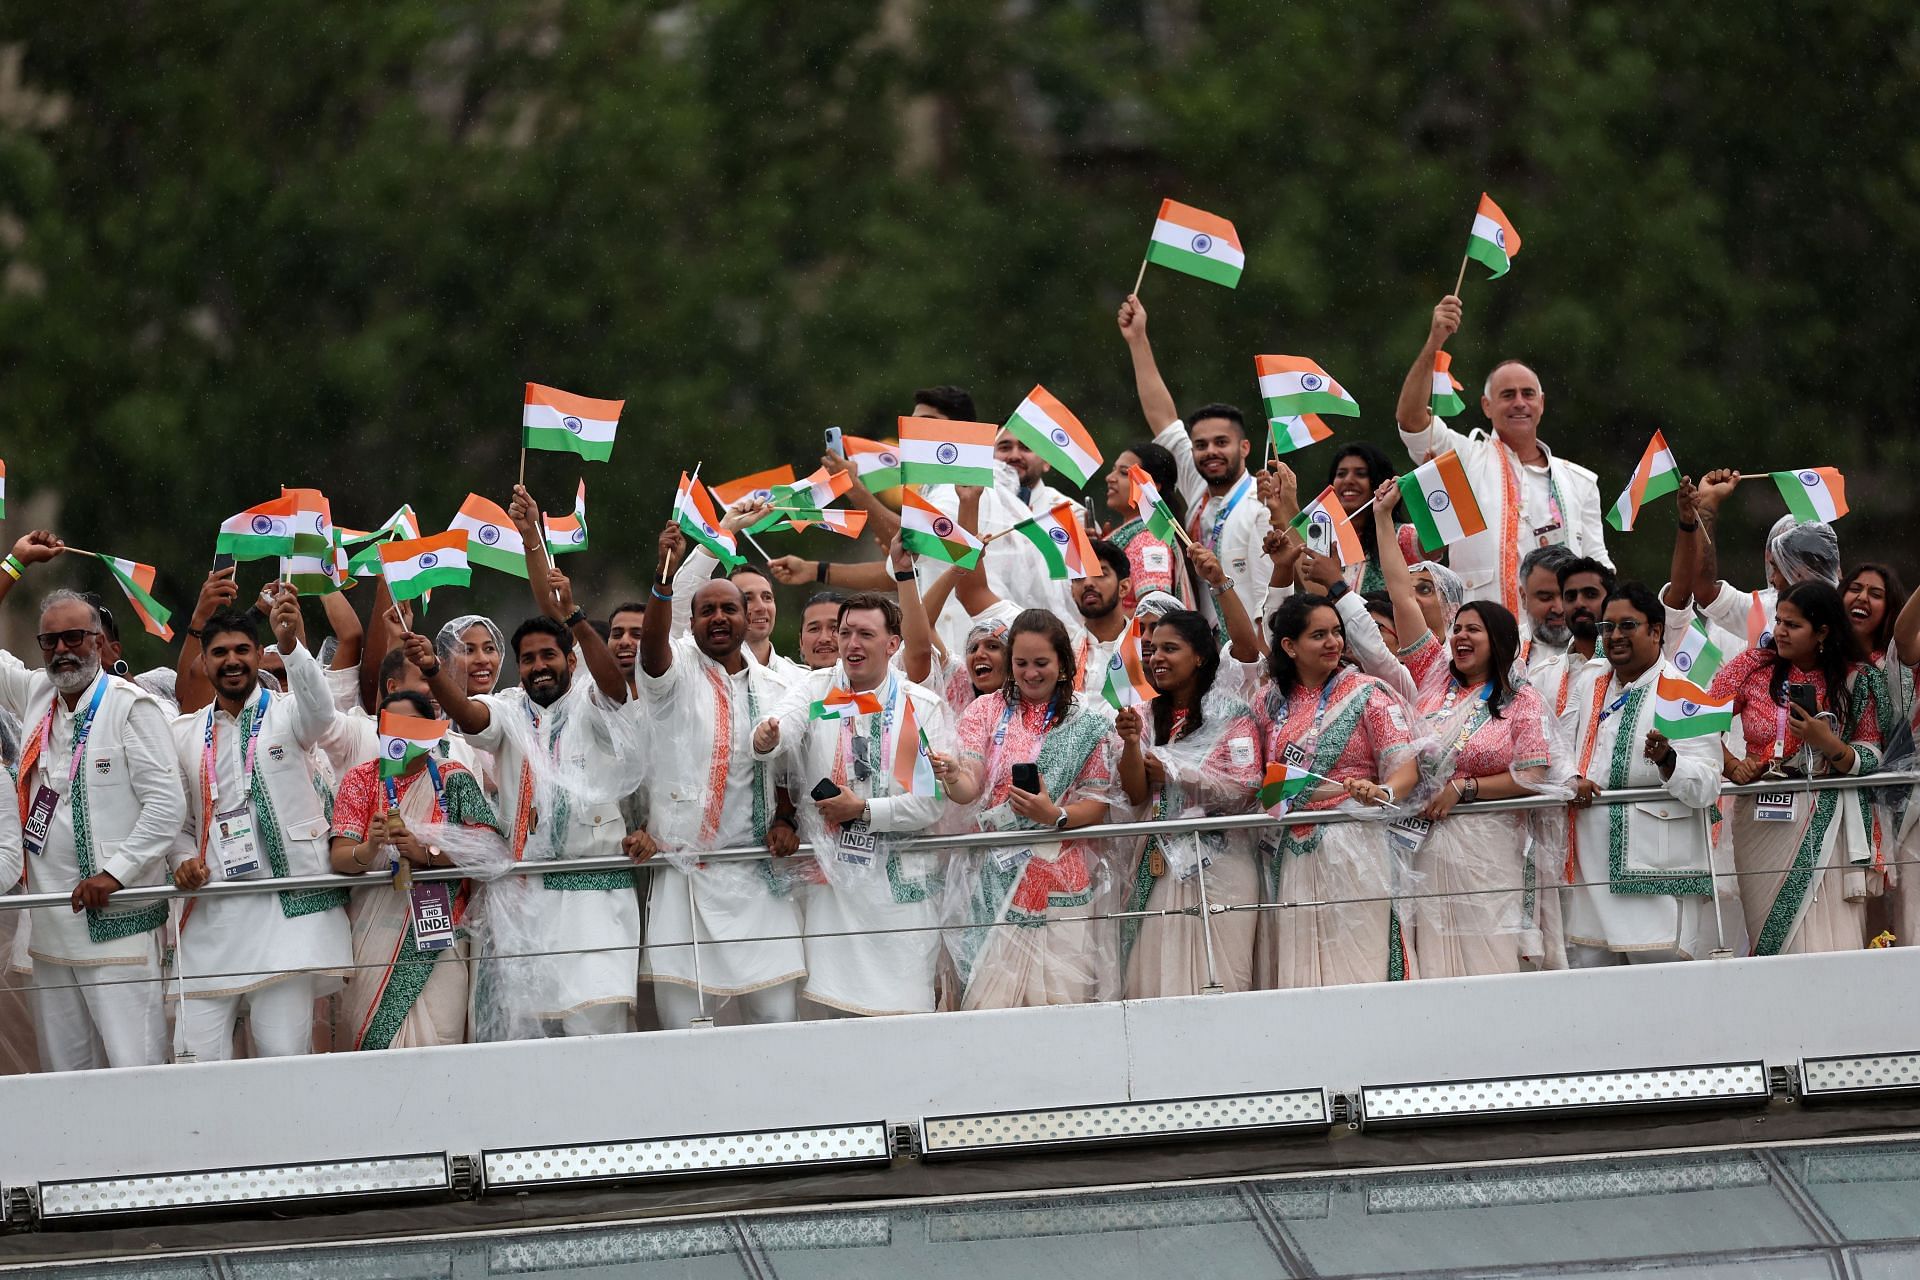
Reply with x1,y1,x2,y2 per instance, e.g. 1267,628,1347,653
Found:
712,465,797,508
1434,451,1489,537
1477,193,1521,258
377,711,446,740
525,382,625,420
896,417,1001,448
381,529,468,561
1157,198,1241,248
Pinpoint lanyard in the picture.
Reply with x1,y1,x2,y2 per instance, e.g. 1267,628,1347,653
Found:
1576,678,1631,780
382,756,445,813
988,692,1054,789
838,674,896,792
35,676,108,792
1189,472,1252,551
1438,676,1492,752
203,687,271,809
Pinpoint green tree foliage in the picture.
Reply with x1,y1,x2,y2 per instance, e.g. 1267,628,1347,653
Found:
1,2,1915,661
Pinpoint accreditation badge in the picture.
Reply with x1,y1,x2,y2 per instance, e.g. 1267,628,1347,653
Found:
21,786,57,857
212,804,263,878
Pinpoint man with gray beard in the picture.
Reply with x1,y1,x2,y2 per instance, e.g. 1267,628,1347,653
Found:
0,531,187,1070
1517,544,1575,673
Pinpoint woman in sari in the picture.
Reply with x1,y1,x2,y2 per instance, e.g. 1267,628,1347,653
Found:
1325,443,1423,595
929,609,1118,1009
1712,581,1886,956
329,691,507,1049
1115,610,1263,996
1254,594,1424,987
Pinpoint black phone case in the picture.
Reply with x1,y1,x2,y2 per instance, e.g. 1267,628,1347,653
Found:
810,778,843,802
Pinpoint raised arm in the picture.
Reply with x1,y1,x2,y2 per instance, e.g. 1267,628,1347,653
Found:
174,565,239,716
641,523,683,680
1896,575,1920,669
1374,478,1429,649
270,586,338,751
318,586,363,671
891,534,934,685
358,575,401,712
404,626,489,734
1395,295,1461,436
822,451,901,550
548,565,628,704
509,483,560,618
1191,545,1262,662
1663,476,1701,609
1117,293,1180,435
1688,468,1741,607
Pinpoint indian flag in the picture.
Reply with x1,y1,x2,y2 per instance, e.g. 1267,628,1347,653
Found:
810,685,884,721
1256,355,1361,420
1100,616,1158,711
544,479,589,555
1652,673,1735,741
897,417,998,487
1746,593,1772,648
0,458,8,517
672,471,745,569
1005,385,1102,488
98,555,174,641
1606,431,1681,532
844,436,902,492
277,488,342,595
1144,198,1244,289
1772,467,1847,524
450,494,530,578
791,509,868,539
1669,616,1726,685
1011,502,1096,581
1258,760,1314,816
378,710,448,779
712,465,796,509
1289,485,1364,566
1465,193,1522,279
1129,465,1181,544
891,696,940,800
750,465,855,534
280,546,348,597
1431,351,1467,417
379,530,471,603
523,383,623,463
216,495,300,561
898,486,982,569
345,504,420,578
1270,414,1333,456
1397,451,1488,554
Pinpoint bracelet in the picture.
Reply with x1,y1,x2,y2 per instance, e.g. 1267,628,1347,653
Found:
0,555,22,581
564,606,587,628
1676,519,1699,532
1465,777,1480,801
815,561,829,584
893,569,917,583
649,584,672,602
185,625,205,641
1377,784,1395,805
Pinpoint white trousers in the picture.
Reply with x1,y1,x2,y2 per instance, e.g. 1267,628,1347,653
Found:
30,953,167,1073
558,1003,630,1037
179,976,319,1061
1566,942,1687,968
653,979,799,1030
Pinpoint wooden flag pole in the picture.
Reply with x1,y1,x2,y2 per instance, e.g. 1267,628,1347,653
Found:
518,448,527,487
1452,252,1471,298
1131,254,1150,297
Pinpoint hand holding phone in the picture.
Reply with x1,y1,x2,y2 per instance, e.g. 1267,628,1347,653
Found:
1786,682,1819,718
810,778,843,803
1010,762,1041,794
824,427,845,458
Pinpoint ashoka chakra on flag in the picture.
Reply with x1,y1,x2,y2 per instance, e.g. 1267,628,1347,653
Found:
563,416,584,434
1431,490,1452,512
931,516,956,538
1300,373,1323,392
478,524,501,545
386,739,408,760
935,443,959,464
1191,233,1212,253
419,552,439,569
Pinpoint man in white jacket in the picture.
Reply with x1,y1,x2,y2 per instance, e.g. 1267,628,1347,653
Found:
1393,294,1611,611
0,533,185,1070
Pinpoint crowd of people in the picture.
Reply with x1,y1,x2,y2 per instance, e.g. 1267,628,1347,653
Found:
0,290,1913,1074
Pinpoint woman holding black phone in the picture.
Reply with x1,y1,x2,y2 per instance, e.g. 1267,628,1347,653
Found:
1710,581,1889,955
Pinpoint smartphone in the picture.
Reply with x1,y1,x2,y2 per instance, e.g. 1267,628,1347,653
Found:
1786,682,1819,718
1010,762,1041,794
824,427,845,458
212,551,236,572
810,777,843,803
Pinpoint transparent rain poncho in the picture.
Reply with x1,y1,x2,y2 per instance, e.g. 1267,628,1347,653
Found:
938,688,1126,1009
1765,514,1841,588
435,615,509,693
1112,685,1264,996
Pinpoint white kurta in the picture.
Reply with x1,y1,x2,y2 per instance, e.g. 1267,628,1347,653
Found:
637,639,806,996
1529,649,1607,721
757,667,954,1015
169,646,352,998
1559,662,1723,957
1155,420,1271,634
1396,416,1610,604
920,466,1083,655
462,677,640,1021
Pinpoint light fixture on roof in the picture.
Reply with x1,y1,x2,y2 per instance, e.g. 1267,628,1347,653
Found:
1799,1051,1920,1102
480,1122,892,1192
36,1154,451,1220
1360,1062,1772,1129
920,1089,1330,1160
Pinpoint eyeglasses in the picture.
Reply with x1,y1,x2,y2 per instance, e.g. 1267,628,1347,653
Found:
1594,620,1645,636
36,628,99,653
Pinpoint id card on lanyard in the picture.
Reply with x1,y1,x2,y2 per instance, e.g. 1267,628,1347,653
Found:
1192,472,1252,553
22,678,108,857
384,768,456,952
205,689,270,879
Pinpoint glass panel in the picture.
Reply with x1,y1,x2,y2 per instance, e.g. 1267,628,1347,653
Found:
1266,1152,1821,1275
1852,1244,1920,1279
483,1221,749,1277
751,1187,1294,1279
1790,1144,1920,1242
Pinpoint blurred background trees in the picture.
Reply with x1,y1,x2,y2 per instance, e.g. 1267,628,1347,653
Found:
1,0,1915,661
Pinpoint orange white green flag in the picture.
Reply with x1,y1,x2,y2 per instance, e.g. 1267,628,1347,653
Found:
544,479,589,555
898,486,982,569
216,495,300,561
1606,432,1681,532
97,555,175,640
672,471,745,569
1270,414,1333,457
379,530,471,603
1652,673,1736,740
712,465,796,509
1128,465,1182,545
1004,385,1103,487
1430,351,1467,417
1100,615,1158,711
1772,467,1847,524
1465,193,1522,279
1144,199,1244,289
378,709,448,778
1257,355,1360,419
897,417,998,487
1289,485,1364,566
0,458,8,517
344,504,420,578
522,383,623,462
1011,501,1097,581
890,695,941,799
844,436,902,492
449,494,530,578
1397,451,1488,553
790,509,868,539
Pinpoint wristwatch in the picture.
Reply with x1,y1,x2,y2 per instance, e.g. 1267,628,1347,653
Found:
564,606,587,628
1053,809,1070,831
893,568,917,583
861,802,873,825
1324,579,1350,603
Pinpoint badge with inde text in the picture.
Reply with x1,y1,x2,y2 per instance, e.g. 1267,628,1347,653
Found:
21,786,58,857
1387,815,1433,856
212,804,262,878
836,817,876,866
1281,741,1309,770
1754,791,1796,823
408,882,455,952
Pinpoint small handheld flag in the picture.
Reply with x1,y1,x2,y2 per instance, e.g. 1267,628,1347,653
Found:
1669,617,1726,686
1461,192,1522,285
1005,385,1103,489
672,472,745,569
216,495,300,561
96,555,175,640
712,465,797,509
1269,414,1334,457
378,710,449,779
1010,501,1097,581
1128,465,1185,546
1,458,9,518
844,436,902,492
1397,452,1489,554
1430,351,1467,418
1258,758,1315,816
1141,198,1244,290
1100,616,1158,711
789,509,868,539
898,487,983,569
891,697,941,800
544,479,589,555
810,685,884,721
1652,673,1735,741
1606,431,1681,532
344,504,420,578
523,383,623,463
379,530,472,603
1256,355,1361,420
450,494,531,579
897,418,998,487
1289,486,1364,566
1771,468,1847,524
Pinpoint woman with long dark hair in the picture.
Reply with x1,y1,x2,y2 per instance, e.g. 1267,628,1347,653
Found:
1406,598,1561,976
929,610,1119,1008
1115,610,1262,995
1249,594,1426,987
1711,581,1886,955
1325,443,1422,594
1102,440,1191,613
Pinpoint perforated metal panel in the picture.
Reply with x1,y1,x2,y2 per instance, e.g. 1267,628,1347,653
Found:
481,1122,891,1190
37,1154,448,1218
1800,1051,1920,1100
921,1090,1329,1159
1360,1063,1770,1128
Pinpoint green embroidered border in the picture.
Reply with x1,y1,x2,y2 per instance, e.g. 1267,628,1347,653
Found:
1601,689,1713,897
1752,789,1839,957
241,704,348,920
70,759,166,944
358,925,441,1051
1387,908,1406,982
